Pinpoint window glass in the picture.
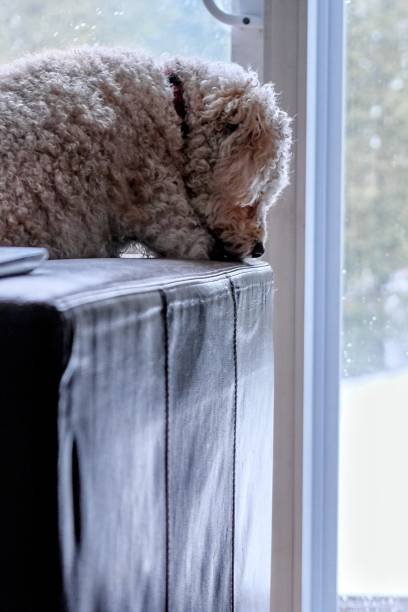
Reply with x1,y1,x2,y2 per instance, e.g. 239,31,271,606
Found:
0,0,231,64
339,0,408,610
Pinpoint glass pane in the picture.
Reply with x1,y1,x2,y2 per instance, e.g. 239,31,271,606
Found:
0,0,230,64
339,0,408,610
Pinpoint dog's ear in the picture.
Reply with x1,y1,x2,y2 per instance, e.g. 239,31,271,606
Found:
201,85,247,124
203,85,277,152
212,91,288,207
220,94,279,161
202,76,291,209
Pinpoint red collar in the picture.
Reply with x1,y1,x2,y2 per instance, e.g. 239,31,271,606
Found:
168,73,189,139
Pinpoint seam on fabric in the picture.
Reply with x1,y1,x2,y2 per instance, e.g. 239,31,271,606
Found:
160,290,171,612
157,281,272,310
53,265,272,311
229,278,238,612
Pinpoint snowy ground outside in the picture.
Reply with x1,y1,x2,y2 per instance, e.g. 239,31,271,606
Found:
339,597,408,611
338,368,408,601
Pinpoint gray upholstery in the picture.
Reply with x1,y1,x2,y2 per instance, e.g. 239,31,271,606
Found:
0,258,274,612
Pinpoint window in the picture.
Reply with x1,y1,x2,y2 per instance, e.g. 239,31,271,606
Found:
339,1,408,610
297,1,408,611
0,0,231,64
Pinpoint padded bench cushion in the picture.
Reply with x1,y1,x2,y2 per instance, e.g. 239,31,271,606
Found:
0,258,274,612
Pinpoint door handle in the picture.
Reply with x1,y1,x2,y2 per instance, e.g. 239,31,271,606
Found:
202,0,263,29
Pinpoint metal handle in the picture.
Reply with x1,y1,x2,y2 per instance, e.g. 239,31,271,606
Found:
202,0,263,29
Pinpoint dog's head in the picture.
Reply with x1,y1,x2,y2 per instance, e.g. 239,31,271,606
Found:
163,58,292,260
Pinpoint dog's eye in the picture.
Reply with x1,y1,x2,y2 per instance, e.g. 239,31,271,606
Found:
224,123,238,135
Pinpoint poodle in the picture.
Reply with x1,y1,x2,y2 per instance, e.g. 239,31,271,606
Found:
0,47,291,260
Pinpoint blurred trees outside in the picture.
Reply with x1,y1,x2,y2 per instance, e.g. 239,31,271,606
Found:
344,0,408,376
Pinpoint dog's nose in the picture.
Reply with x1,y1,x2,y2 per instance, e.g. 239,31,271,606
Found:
251,241,265,258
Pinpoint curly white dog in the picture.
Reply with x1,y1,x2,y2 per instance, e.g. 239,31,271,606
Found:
0,47,291,260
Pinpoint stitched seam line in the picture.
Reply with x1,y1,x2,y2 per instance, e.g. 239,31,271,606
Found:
229,278,238,612
54,265,272,311
160,290,170,612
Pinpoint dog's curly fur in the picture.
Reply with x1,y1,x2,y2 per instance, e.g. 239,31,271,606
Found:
0,47,291,260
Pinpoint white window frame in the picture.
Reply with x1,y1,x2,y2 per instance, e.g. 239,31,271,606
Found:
302,1,345,611
229,1,345,611
231,0,265,78
266,1,345,611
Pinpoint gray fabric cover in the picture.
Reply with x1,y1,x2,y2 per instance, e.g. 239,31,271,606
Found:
0,258,274,612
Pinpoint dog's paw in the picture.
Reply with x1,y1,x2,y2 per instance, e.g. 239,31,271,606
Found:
119,240,160,259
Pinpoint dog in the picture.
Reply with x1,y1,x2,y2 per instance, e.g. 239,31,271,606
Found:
0,47,291,260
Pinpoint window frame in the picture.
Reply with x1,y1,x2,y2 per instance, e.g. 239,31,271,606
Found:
302,1,345,610
231,0,264,78
256,1,345,611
